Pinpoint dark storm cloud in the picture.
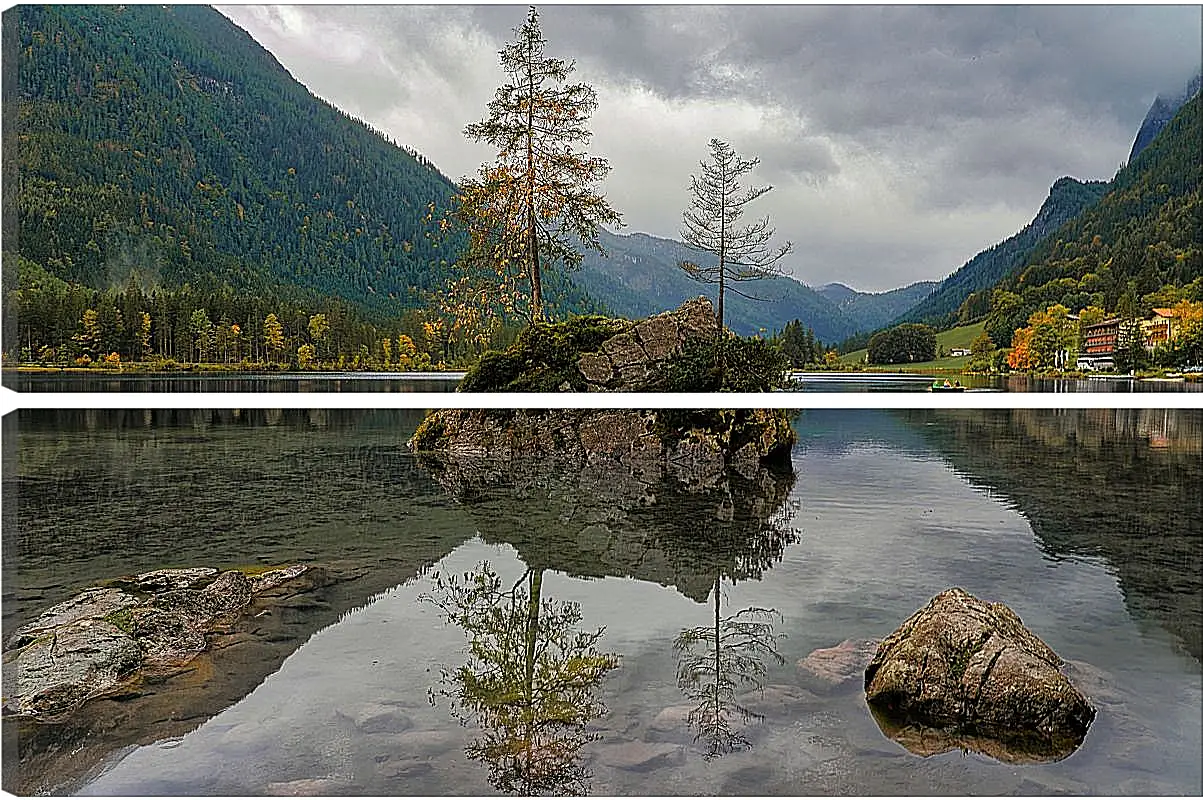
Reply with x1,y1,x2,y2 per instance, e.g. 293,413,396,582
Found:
218,5,1200,291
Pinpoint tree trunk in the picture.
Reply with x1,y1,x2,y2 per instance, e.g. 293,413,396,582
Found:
525,32,542,323
525,569,543,694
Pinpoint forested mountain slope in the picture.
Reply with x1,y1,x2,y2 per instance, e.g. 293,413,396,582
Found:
985,93,1202,345
7,4,458,316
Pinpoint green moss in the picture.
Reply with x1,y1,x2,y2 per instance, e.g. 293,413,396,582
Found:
410,414,448,453
104,608,138,635
458,315,634,392
948,631,992,682
653,336,790,393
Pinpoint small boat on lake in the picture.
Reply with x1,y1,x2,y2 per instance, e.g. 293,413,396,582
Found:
929,380,966,392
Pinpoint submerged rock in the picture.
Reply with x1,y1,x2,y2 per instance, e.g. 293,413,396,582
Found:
863,587,1095,762
594,741,686,772
797,638,879,686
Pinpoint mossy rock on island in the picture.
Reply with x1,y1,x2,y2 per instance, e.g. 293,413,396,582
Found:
410,408,796,488
454,297,788,393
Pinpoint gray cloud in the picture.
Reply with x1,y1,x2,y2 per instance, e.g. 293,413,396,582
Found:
218,5,1200,292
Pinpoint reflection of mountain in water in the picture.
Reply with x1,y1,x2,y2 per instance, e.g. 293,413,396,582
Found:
418,453,798,603
898,409,1202,664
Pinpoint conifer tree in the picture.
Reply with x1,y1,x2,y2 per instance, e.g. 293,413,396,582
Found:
680,138,793,332
453,6,620,324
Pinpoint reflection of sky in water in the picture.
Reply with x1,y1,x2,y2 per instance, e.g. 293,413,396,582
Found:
73,411,1201,796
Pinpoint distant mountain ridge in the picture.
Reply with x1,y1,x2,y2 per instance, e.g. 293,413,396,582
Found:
577,230,860,343
816,281,937,332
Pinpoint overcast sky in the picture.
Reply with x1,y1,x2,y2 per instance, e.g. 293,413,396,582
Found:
217,4,1200,292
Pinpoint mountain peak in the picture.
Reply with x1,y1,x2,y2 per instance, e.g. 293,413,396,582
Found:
1129,70,1201,162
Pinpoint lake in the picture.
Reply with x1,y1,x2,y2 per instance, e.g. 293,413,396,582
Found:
7,370,1202,392
3,408,1200,795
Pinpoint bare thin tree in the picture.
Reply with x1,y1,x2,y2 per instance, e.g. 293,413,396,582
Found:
680,138,793,332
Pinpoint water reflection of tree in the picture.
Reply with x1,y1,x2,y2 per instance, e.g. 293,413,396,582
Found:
417,448,802,762
673,490,795,759
422,563,620,795
675,587,784,759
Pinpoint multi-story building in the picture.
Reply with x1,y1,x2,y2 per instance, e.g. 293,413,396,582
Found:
1142,308,1180,350
1076,318,1120,370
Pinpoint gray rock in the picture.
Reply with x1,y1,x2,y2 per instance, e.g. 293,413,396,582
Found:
134,607,208,665
676,296,721,341
577,351,613,384
601,332,646,369
250,565,310,594
355,707,414,735
7,588,141,649
632,315,681,361
337,702,414,734
737,684,823,717
372,729,459,757
614,360,652,387
3,619,141,718
578,411,649,457
3,563,319,723
864,588,1095,761
377,760,433,780
154,570,252,620
572,297,719,391
264,778,359,796
132,567,218,592
648,704,694,732
797,638,879,686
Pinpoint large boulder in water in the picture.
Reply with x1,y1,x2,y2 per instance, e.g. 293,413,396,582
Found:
863,587,1095,762
2,566,324,721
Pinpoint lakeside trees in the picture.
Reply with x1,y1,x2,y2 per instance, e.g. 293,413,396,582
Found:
867,323,937,365
7,257,477,369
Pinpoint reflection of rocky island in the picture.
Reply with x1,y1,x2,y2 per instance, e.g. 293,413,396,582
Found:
412,409,798,602
423,563,620,795
897,409,1202,664
414,413,800,763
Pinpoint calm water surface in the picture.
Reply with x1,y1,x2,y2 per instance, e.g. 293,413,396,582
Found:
3,409,1200,795
8,371,1202,392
